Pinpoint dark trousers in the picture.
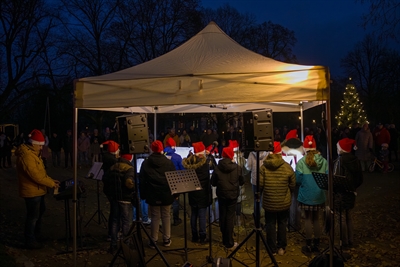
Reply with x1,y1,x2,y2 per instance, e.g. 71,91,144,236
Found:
265,209,289,252
218,197,236,248
64,151,73,167
172,197,180,222
24,196,46,243
52,151,61,167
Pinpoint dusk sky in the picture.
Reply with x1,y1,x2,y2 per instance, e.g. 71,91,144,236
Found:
201,0,373,77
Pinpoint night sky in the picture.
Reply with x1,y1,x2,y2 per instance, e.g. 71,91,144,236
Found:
201,0,373,77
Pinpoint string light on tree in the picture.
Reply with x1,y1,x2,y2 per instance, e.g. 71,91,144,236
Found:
335,77,369,128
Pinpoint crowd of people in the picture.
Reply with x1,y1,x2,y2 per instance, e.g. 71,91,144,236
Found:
9,121,399,261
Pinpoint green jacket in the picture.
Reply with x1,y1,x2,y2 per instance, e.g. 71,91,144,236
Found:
259,153,296,212
15,144,56,198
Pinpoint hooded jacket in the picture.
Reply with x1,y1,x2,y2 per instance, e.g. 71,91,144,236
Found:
259,153,296,212
246,151,269,185
15,144,56,198
211,158,244,200
296,152,328,205
164,146,184,170
102,157,135,202
139,153,176,206
333,153,363,210
182,155,212,208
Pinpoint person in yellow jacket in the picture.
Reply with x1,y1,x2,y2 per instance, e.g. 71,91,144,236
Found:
15,129,60,249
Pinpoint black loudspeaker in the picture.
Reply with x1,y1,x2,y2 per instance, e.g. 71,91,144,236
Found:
242,109,274,151
117,114,150,154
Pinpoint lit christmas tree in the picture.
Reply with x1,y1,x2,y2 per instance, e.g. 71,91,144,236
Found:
335,78,369,128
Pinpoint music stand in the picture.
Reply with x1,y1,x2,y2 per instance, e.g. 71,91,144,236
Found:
164,169,208,262
84,162,108,228
312,172,352,262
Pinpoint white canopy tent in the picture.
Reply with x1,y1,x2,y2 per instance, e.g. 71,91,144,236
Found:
72,21,333,266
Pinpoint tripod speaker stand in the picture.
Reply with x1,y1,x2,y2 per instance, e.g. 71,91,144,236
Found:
164,169,208,262
228,151,278,267
84,162,108,228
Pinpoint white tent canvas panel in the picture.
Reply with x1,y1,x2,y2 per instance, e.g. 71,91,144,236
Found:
75,22,329,111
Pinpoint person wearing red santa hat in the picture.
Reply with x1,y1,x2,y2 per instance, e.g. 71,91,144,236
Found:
164,137,184,226
139,140,176,249
295,135,328,255
182,141,216,244
102,153,135,253
15,129,60,249
334,138,363,249
101,140,120,173
211,147,244,250
259,142,296,256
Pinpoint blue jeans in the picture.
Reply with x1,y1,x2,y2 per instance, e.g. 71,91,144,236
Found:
190,206,207,239
24,196,45,242
265,209,289,252
133,199,149,222
110,199,132,246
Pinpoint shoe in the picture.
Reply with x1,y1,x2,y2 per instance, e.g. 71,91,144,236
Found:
25,241,43,249
301,245,312,257
163,239,172,247
143,219,151,225
148,241,157,249
278,248,285,255
225,242,238,250
173,218,182,226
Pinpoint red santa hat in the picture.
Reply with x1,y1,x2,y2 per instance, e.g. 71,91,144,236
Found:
222,147,234,160
228,140,239,151
273,141,282,154
121,154,134,162
286,129,298,140
101,140,120,154
206,144,219,155
165,137,176,148
29,129,45,145
151,140,164,153
337,138,356,153
303,135,317,152
192,142,205,155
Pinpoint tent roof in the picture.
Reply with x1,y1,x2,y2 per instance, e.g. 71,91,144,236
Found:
75,21,329,112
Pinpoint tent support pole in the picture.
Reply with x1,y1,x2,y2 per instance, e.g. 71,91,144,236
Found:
73,85,78,267
325,90,334,267
154,108,157,142
300,103,304,140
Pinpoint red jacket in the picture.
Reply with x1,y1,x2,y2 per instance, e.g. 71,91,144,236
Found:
373,127,391,146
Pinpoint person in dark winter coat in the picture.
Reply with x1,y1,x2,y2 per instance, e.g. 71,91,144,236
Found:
260,142,296,256
182,142,214,244
334,138,363,249
211,146,244,249
139,140,176,248
102,153,135,253
164,137,184,226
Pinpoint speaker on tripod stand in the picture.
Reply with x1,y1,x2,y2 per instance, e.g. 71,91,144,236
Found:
228,109,279,267
110,114,170,267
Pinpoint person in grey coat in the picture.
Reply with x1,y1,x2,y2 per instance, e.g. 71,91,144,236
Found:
355,123,374,171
